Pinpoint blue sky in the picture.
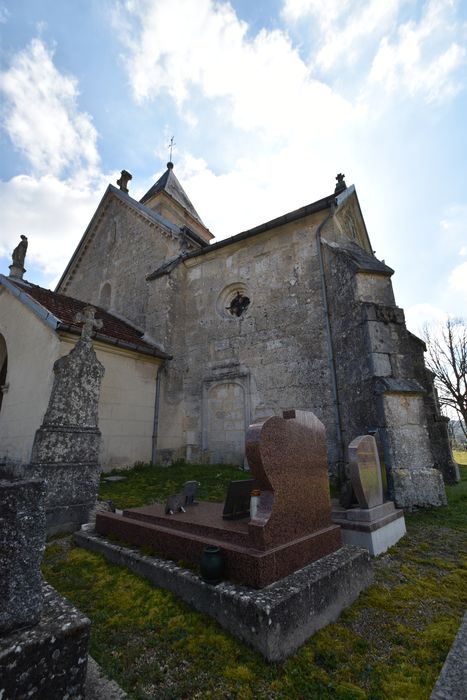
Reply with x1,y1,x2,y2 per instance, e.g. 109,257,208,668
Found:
0,0,466,334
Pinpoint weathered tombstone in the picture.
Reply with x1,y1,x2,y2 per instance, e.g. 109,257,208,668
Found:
0,468,90,698
348,435,383,509
29,306,105,534
332,434,406,556
222,479,254,520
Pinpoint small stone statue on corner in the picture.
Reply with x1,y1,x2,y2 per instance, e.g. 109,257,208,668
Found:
9,235,28,279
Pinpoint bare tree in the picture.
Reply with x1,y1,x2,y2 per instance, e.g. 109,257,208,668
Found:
423,318,467,440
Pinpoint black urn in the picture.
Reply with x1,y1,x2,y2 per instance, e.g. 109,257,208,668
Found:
200,545,225,585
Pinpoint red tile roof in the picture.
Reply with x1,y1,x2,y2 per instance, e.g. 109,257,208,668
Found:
8,279,171,359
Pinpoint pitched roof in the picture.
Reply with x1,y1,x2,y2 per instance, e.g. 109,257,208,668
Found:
3,277,171,359
140,162,205,226
329,242,394,275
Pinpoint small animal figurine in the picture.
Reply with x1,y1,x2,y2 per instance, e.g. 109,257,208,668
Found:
165,493,186,515
182,480,200,506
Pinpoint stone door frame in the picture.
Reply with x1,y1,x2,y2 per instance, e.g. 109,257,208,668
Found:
201,367,251,453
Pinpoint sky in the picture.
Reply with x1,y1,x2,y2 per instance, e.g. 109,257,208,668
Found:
0,0,466,336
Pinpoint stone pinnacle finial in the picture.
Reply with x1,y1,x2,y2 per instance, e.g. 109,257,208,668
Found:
334,173,347,195
117,170,132,193
74,306,103,343
9,235,28,279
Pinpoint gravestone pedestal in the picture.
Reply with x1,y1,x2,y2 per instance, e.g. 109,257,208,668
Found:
332,500,406,556
332,435,406,556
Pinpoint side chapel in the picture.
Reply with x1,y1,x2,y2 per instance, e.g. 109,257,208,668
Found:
0,163,456,508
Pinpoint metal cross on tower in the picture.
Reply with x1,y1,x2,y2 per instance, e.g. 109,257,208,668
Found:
168,136,176,163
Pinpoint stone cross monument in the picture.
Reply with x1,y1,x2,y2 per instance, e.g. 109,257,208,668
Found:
29,305,105,534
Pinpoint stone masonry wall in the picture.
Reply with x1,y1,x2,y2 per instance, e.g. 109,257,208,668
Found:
61,196,181,332
321,246,379,479
322,237,447,508
152,210,339,467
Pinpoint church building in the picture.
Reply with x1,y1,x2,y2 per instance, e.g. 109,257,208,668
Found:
0,163,455,509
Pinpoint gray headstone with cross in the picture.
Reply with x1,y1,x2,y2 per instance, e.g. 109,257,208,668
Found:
29,306,105,534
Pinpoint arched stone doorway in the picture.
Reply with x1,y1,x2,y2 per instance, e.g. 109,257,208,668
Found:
202,372,251,465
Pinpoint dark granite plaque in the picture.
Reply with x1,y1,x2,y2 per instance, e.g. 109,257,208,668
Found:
222,480,254,520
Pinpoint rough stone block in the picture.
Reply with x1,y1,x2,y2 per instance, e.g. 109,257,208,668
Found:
370,352,392,377
0,478,45,634
0,583,90,700
30,426,101,464
392,467,447,510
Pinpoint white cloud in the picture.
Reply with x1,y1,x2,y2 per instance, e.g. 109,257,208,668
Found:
0,174,109,279
283,1,466,102
405,302,448,335
440,203,467,237
0,38,111,283
282,0,349,25
0,38,100,178
448,260,467,303
369,0,466,103
283,0,405,72
112,0,354,140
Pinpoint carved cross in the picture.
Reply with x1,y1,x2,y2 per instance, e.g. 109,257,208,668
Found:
74,306,103,342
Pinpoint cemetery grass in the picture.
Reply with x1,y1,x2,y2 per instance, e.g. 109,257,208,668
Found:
43,457,467,700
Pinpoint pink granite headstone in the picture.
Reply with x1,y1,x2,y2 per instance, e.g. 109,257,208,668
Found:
348,435,384,509
246,409,334,549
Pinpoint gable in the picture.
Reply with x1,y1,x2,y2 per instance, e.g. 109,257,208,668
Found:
332,186,373,253
56,187,196,329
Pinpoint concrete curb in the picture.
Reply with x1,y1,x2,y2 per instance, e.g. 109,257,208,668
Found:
75,529,373,661
430,612,467,700
86,656,128,699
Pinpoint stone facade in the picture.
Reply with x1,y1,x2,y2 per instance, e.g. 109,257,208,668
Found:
54,169,453,508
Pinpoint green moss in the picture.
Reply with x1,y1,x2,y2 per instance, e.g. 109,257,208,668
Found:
42,463,467,699
99,461,246,509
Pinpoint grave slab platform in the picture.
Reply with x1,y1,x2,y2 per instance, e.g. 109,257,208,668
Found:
75,529,372,662
96,502,342,589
